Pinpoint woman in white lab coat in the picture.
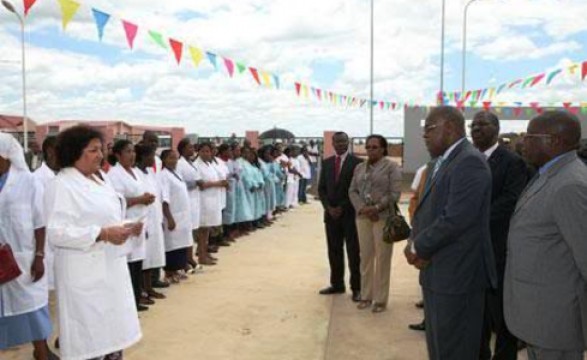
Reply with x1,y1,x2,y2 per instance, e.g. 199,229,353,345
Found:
45,126,142,360
175,138,201,271
134,144,166,300
108,139,155,312
218,144,238,241
194,143,228,265
159,150,193,283
0,133,56,360
285,147,301,208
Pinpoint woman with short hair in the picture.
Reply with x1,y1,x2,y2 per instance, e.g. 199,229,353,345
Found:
45,125,142,360
349,134,402,313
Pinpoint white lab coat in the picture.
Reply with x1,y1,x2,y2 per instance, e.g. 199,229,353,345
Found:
45,167,141,360
195,158,223,227
136,168,166,270
286,157,300,207
0,167,48,317
297,155,312,180
214,158,230,210
107,164,147,263
33,162,57,291
160,168,192,252
176,157,201,230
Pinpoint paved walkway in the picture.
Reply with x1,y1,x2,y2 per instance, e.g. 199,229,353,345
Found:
2,200,537,360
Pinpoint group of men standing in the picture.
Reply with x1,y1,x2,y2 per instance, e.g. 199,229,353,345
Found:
317,107,587,360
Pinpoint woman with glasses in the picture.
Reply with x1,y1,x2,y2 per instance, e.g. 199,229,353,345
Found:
349,134,402,313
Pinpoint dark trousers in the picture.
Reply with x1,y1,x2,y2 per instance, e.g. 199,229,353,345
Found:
423,288,485,360
480,263,518,360
325,215,360,292
128,260,143,308
298,178,308,203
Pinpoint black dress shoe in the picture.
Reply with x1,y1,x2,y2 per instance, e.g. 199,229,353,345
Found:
408,320,426,331
351,291,361,302
318,286,345,295
415,300,424,309
152,279,170,288
137,304,149,312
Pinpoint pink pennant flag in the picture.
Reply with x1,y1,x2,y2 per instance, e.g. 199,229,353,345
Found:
169,38,183,65
508,79,522,88
582,61,587,81
249,68,261,85
224,58,235,77
122,20,138,49
379,101,384,110
456,100,465,110
563,102,572,109
24,0,37,16
316,89,322,100
391,103,397,110
294,82,301,96
513,108,523,117
530,74,545,87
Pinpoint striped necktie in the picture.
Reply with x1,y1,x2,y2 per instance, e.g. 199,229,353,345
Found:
431,156,444,179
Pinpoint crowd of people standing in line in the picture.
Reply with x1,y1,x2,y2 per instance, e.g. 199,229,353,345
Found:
0,128,317,360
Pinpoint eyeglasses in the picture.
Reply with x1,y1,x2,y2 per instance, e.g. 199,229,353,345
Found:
423,124,439,133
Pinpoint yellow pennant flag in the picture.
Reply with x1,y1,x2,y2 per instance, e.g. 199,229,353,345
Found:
57,0,80,30
261,71,271,87
568,63,579,75
302,85,309,98
488,88,496,100
494,107,502,114
189,46,204,68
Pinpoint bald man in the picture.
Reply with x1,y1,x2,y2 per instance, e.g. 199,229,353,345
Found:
504,111,587,360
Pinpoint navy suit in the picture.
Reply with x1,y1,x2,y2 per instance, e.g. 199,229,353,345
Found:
412,139,497,360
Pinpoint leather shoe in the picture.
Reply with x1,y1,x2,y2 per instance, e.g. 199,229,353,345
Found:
318,286,345,295
152,279,170,288
137,304,149,312
408,320,426,331
351,291,361,302
415,300,424,309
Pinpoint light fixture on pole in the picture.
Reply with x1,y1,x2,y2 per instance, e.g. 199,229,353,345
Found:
2,0,28,152
369,0,374,134
461,0,480,94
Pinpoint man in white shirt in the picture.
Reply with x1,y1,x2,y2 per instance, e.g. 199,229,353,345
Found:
306,140,320,183
297,147,312,204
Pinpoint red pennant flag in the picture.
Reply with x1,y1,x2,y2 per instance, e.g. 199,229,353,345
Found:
223,58,234,77
294,82,301,96
513,107,523,117
249,68,261,85
391,103,397,110
316,89,322,100
24,0,37,16
122,20,138,49
530,102,543,114
464,91,472,101
530,74,545,87
169,38,183,65
483,101,492,110
563,102,572,109
508,79,522,88
456,100,465,110
582,61,587,81
379,101,384,110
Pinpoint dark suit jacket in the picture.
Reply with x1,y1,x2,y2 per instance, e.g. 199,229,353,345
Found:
487,145,528,269
318,154,363,222
412,140,497,295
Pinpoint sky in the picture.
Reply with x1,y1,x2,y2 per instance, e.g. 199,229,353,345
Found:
0,0,586,137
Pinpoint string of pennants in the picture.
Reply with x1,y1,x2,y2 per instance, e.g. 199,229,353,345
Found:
19,0,587,114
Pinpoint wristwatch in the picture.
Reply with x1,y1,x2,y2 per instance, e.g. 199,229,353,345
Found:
35,251,45,258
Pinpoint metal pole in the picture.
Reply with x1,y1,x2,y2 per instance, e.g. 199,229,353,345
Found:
462,0,479,95
439,0,446,105
369,0,374,134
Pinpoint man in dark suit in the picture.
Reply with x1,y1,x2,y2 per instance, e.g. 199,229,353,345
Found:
472,111,528,360
405,106,497,359
318,131,363,302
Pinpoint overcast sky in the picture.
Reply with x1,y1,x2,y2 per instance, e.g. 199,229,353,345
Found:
1,0,586,137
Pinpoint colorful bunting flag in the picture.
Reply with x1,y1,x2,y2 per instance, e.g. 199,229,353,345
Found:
169,39,183,65
121,20,138,49
249,68,261,85
149,30,167,49
236,62,246,74
273,75,280,89
223,58,234,77
91,8,110,41
24,0,37,16
189,46,204,67
261,72,271,87
294,82,301,96
546,69,562,85
582,61,587,81
508,79,522,88
521,77,534,88
206,52,217,69
57,0,80,30
530,74,545,87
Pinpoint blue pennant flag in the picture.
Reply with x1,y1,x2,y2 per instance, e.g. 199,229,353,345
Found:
273,74,280,89
92,8,110,41
206,52,217,69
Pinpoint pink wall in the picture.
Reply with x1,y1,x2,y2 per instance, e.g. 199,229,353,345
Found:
245,131,259,148
323,131,336,159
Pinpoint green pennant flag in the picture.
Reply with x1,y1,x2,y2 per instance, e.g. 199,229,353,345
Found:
581,106,587,115
236,62,246,74
149,30,167,49
522,77,534,88
525,108,534,116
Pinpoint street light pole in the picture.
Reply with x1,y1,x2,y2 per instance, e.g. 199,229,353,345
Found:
439,0,446,105
369,0,374,134
462,0,480,94
2,0,28,152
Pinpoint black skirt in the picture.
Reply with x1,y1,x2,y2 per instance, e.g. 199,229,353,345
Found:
165,248,188,271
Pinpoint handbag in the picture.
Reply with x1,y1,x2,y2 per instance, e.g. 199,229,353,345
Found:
0,243,22,285
383,203,411,244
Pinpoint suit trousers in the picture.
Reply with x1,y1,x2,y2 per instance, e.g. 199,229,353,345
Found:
325,215,360,292
527,346,583,360
423,288,485,360
356,217,393,304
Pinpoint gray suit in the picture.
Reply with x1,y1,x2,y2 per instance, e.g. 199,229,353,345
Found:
412,139,497,359
504,152,587,356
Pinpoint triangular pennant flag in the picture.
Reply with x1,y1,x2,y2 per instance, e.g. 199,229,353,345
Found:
391,103,397,110
261,72,271,87
480,89,488,100
508,79,522,88
169,39,183,65
563,102,572,109
223,58,234,77
582,61,587,81
483,101,492,110
206,52,217,69
24,0,37,16
294,83,301,96
189,46,204,67
568,64,579,75
316,89,322,100
236,62,246,74
497,84,507,94
488,88,496,100
546,69,562,85
360,99,367,108
464,91,472,101
521,77,534,88
379,101,384,110
273,75,280,89
469,101,478,108
494,107,502,115
57,0,81,30
121,20,138,49
91,8,110,41
513,107,523,117
530,73,545,87
302,85,309,98
524,108,534,116
148,30,167,49
581,103,587,115
249,68,261,85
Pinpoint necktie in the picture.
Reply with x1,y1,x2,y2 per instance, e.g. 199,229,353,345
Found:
431,156,444,179
334,156,342,182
